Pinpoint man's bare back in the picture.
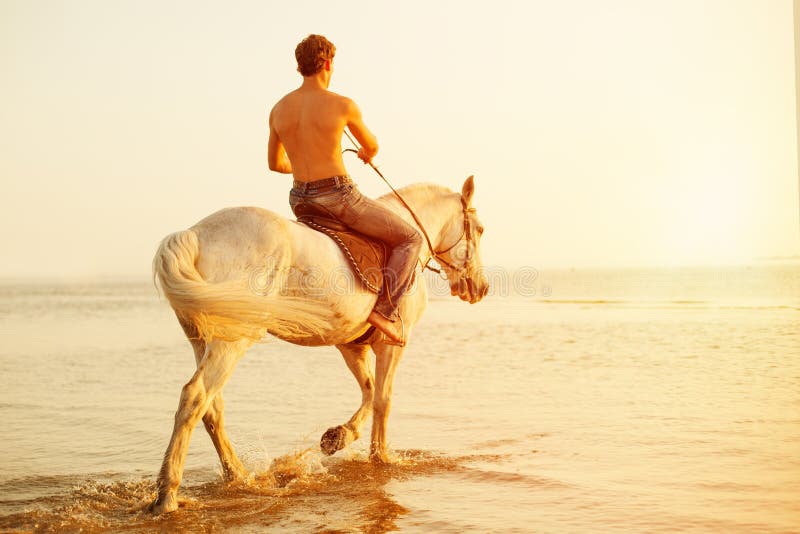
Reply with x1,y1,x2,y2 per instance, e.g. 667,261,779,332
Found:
268,60,377,181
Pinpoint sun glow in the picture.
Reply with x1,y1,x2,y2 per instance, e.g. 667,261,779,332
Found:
657,161,752,265
0,1,796,276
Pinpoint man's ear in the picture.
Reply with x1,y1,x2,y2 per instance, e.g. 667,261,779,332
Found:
324,59,332,71
461,175,475,207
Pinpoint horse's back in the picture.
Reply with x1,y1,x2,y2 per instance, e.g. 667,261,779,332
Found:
188,207,278,282
192,206,289,247
182,205,374,344
188,206,358,294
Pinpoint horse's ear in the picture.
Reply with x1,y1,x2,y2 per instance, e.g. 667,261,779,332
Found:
461,175,475,207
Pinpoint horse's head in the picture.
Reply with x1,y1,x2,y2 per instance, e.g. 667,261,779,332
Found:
435,176,490,304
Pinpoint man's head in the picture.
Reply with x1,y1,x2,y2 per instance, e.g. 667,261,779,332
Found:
295,34,336,77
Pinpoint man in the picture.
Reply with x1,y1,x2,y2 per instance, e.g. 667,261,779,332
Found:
267,34,422,345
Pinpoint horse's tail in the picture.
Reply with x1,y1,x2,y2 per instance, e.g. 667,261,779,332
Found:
152,230,332,343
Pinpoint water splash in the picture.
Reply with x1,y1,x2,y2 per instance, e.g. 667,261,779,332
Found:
0,449,501,533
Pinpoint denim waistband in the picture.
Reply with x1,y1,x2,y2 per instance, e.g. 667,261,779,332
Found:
292,175,351,193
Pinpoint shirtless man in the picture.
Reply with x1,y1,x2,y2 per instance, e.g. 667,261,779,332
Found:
267,34,422,345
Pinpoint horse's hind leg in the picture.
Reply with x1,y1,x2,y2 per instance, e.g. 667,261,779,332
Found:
149,338,250,514
180,320,247,482
320,344,374,456
201,393,247,480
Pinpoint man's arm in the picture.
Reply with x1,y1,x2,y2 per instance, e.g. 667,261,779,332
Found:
267,110,292,174
345,99,378,163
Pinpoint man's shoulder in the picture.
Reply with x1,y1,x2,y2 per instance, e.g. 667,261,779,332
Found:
270,89,356,123
324,90,356,106
272,90,299,108
324,89,347,99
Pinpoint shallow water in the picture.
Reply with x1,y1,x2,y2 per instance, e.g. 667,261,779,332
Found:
0,265,798,532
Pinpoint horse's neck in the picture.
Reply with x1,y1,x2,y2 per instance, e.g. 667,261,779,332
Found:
381,184,461,255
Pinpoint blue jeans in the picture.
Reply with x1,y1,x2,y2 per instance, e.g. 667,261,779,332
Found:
289,176,423,321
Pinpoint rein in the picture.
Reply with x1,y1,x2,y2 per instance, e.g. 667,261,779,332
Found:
342,130,473,276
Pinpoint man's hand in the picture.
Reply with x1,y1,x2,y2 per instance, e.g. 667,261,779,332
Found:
357,146,375,164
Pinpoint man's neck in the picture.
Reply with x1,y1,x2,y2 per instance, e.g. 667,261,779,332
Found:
300,73,329,91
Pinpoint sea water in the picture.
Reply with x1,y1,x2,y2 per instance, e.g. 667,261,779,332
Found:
0,264,798,532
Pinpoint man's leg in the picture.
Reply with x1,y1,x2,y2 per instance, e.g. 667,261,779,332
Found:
335,189,423,343
290,184,422,344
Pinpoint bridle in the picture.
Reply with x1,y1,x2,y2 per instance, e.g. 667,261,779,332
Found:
342,131,476,280
423,200,476,279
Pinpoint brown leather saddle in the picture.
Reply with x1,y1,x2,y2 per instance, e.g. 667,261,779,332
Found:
296,213,388,294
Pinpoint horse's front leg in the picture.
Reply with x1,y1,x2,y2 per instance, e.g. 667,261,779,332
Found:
321,344,374,455
369,340,406,463
149,339,248,514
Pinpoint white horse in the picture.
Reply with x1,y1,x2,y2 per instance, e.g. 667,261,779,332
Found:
148,176,489,514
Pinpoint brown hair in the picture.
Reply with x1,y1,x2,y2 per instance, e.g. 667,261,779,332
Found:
295,34,336,77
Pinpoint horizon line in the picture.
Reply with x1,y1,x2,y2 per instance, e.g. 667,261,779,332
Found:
1,257,798,283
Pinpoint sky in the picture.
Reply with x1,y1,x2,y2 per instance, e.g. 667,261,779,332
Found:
1,0,798,277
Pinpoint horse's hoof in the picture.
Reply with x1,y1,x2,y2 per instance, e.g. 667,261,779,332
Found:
369,449,392,464
222,469,249,483
222,462,249,483
320,425,349,456
147,493,178,515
